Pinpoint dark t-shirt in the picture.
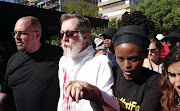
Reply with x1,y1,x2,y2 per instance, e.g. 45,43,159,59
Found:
113,67,161,111
104,48,118,67
2,44,63,111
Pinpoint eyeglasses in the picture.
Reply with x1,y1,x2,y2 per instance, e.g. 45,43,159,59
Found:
11,31,38,38
59,31,80,38
148,48,157,53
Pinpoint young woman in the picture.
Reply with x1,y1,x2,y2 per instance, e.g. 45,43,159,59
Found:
160,46,180,111
143,37,163,73
113,11,162,111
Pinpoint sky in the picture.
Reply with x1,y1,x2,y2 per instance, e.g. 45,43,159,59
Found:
0,0,23,3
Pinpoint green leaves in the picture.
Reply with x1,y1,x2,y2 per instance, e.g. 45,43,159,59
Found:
61,0,99,18
108,17,120,29
137,0,180,35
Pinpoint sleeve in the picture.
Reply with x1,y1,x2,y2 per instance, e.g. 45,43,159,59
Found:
140,74,161,111
96,55,120,111
1,61,11,94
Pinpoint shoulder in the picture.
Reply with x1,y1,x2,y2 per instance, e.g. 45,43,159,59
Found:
8,51,23,62
90,55,113,70
143,68,161,83
162,43,168,47
143,58,149,67
93,54,110,63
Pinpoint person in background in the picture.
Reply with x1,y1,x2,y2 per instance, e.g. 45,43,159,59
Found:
176,41,180,47
160,46,180,111
101,28,118,68
143,37,163,73
58,13,119,111
156,34,170,58
93,36,104,50
1,16,63,111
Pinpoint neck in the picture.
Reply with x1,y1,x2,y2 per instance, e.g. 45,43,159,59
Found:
25,43,42,54
151,57,160,65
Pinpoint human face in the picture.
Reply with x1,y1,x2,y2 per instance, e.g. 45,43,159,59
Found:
115,43,145,80
103,37,113,48
168,61,180,95
14,19,38,53
148,43,160,62
61,18,83,58
61,34,83,58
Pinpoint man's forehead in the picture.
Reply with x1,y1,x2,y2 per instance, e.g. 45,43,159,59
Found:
61,18,79,31
15,19,31,30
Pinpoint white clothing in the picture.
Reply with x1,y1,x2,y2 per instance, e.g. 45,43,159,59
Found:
143,58,163,74
155,63,163,74
57,45,119,111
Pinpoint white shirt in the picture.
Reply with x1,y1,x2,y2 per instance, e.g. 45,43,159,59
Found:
57,45,119,111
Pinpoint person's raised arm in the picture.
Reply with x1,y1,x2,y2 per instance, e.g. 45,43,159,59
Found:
65,80,118,111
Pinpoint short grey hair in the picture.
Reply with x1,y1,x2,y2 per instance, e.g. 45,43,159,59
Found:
60,13,91,34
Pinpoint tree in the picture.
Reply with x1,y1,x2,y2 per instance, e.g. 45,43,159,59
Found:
108,17,120,29
137,0,180,35
61,0,99,18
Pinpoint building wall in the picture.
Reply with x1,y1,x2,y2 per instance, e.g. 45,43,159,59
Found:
98,0,145,20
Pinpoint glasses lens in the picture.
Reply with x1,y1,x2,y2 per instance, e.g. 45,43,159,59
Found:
66,32,75,37
59,32,64,38
11,32,17,37
150,49,157,53
12,32,15,37
60,31,80,38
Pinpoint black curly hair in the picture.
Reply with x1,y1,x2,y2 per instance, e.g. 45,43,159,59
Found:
118,11,155,34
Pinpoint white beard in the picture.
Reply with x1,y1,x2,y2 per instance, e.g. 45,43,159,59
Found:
61,34,83,58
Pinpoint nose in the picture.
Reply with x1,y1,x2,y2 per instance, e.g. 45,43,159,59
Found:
124,60,132,69
148,50,152,55
14,34,18,39
13,32,21,39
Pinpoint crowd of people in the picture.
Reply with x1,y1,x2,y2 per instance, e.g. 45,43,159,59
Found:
0,11,179,111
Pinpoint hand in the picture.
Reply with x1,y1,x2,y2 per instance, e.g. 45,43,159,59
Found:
65,80,100,103
95,49,106,56
65,81,118,111
0,93,7,106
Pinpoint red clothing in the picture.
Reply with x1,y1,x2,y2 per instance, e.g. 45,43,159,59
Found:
160,43,170,58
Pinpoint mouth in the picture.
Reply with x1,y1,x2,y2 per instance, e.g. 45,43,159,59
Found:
176,86,180,94
63,42,71,48
123,70,133,75
148,55,154,58
64,44,69,48
16,41,23,46
104,43,109,46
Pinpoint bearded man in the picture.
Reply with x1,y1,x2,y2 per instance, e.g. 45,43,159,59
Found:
57,13,119,111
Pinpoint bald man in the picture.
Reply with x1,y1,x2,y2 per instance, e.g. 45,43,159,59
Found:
1,16,63,111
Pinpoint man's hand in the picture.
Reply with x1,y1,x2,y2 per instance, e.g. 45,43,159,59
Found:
65,80,100,103
0,93,7,106
65,81,118,111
